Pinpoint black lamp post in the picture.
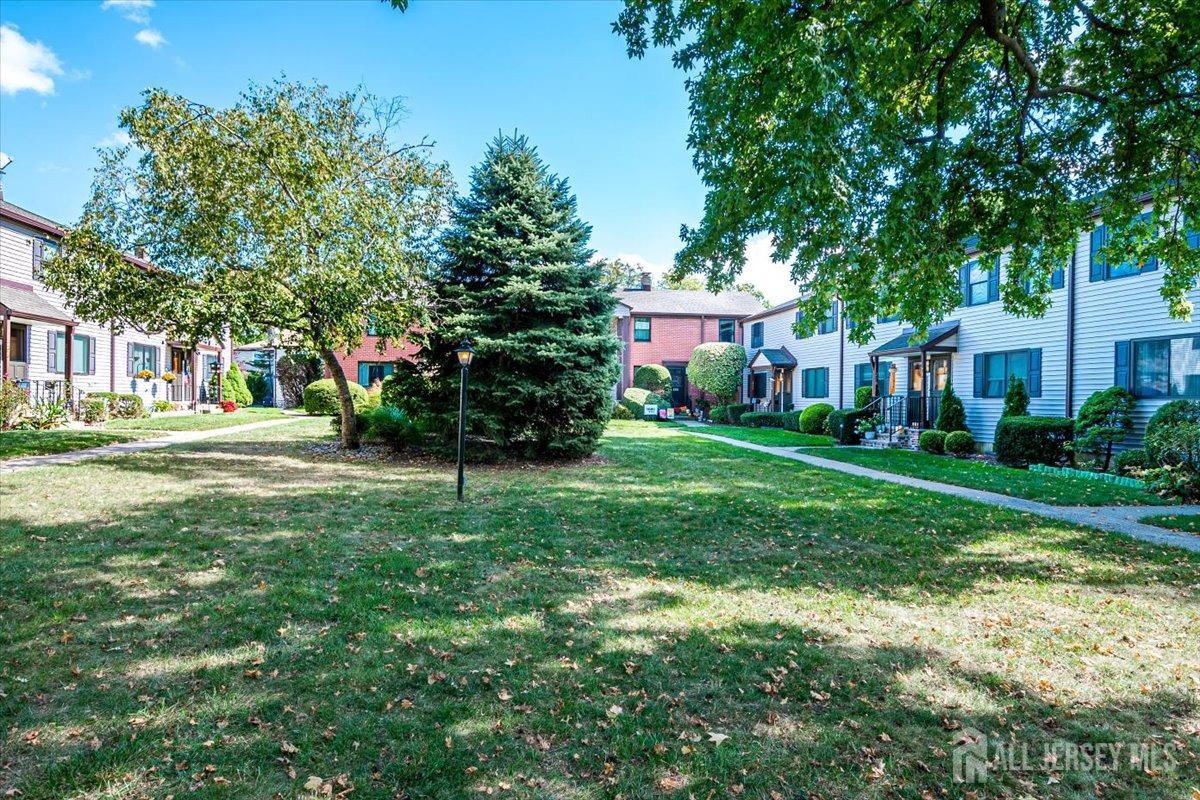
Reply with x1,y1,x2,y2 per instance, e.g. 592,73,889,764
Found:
454,339,475,501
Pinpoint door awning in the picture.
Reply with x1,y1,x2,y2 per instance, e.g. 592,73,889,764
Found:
748,347,797,371
870,319,959,356
0,284,76,325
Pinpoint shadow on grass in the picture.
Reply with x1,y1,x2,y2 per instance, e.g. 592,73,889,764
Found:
1,421,1196,798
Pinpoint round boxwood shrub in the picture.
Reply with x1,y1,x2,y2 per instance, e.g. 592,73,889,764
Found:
632,364,672,395
1144,400,1200,465
918,429,947,454
620,387,668,417
798,402,835,435
854,386,873,409
944,430,975,457
1114,447,1149,476
993,415,1073,467
611,403,634,420
304,378,368,416
823,408,845,437
686,343,746,405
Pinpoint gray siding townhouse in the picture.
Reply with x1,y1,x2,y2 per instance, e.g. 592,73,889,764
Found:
742,207,1200,448
0,198,233,409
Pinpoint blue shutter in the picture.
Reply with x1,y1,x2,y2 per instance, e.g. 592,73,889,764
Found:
88,336,96,375
32,240,44,279
1090,226,1106,281
1051,263,1065,289
1028,348,1042,397
973,353,985,397
1187,229,1200,250
821,367,829,397
1113,341,1130,390
47,330,58,372
987,264,1000,302
127,342,134,376
358,362,369,386
959,264,970,305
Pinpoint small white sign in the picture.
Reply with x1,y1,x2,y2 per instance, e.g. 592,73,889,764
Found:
643,404,658,417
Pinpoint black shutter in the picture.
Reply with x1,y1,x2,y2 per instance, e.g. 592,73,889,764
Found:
127,342,134,376
1090,226,1106,281
973,353,985,397
1113,341,1131,390
88,336,96,375
1028,348,1042,397
46,330,58,372
32,240,44,279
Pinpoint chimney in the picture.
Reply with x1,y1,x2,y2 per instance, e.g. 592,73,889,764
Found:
134,245,146,260
640,271,652,291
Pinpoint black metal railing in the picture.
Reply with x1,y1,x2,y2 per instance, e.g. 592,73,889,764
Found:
23,379,86,411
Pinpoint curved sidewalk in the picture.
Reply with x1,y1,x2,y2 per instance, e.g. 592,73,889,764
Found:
679,428,1200,553
0,416,305,475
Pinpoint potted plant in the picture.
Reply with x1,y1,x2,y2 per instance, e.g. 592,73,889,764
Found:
161,371,176,384
856,418,877,440
136,369,154,381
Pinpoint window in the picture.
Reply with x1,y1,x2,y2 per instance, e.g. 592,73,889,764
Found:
974,348,1041,398
31,238,57,281
750,321,763,348
877,311,900,324
633,317,651,342
633,316,652,343
853,361,891,395
130,343,158,375
48,332,93,374
1090,213,1158,281
1129,335,1200,398
358,361,394,386
793,310,809,339
961,260,998,306
365,317,378,337
717,318,736,343
801,367,828,398
817,301,838,335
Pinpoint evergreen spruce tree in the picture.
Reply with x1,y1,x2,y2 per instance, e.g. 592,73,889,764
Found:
408,134,620,458
934,378,968,433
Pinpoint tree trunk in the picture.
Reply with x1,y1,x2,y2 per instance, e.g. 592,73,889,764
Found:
319,348,360,449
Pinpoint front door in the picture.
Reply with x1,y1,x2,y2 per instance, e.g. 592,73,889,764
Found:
6,323,30,382
169,347,192,402
666,364,689,408
908,354,951,425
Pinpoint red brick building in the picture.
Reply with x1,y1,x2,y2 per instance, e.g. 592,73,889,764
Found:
327,334,420,387
614,275,764,408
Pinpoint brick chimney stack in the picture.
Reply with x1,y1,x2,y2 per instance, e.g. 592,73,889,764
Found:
640,271,653,291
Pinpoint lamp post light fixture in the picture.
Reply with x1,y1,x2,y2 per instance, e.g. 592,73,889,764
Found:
454,338,475,501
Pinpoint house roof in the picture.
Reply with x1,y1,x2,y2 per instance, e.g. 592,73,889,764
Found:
748,347,797,369
615,289,764,317
0,283,76,325
870,319,959,356
0,200,69,238
741,297,802,324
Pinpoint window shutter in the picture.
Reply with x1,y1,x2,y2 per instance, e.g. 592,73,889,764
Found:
973,353,985,397
358,363,369,386
1090,226,1106,281
1113,341,1130,390
88,337,96,375
47,330,58,372
959,264,970,305
32,240,44,279
154,346,160,375
1028,348,1042,397
1142,254,1158,273
1051,264,1065,290
127,342,134,376
822,367,829,397
987,265,1000,302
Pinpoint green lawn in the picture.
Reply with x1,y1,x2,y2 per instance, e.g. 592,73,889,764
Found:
1141,513,1200,533
676,421,835,447
2,420,1197,799
796,446,1169,506
0,428,154,461
106,406,286,432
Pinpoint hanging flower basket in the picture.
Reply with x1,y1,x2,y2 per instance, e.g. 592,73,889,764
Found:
136,369,154,381
161,371,176,384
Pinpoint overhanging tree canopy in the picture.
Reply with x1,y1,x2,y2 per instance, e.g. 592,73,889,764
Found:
615,0,1199,342
42,80,451,447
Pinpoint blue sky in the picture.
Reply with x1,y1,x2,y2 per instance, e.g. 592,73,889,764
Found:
0,0,794,302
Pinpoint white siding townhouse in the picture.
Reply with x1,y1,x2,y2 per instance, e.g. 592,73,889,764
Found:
742,207,1200,449
0,198,233,410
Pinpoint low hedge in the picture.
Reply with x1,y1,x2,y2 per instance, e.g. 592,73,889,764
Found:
828,407,871,444
741,411,787,428
620,387,668,418
782,410,803,432
918,429,946,454
1114,447,1148,476
798,402,835,435
993,415,1073,467
304,379,368,416
713,403,751,425
87,391,145,419
944,430,976,457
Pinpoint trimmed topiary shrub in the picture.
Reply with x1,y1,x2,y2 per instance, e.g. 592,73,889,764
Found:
994,415,1073,467
686,343,747,406
918,429,947,454
724,403,751,425
81,396,108,425
620,387,668,417
1073,386,1135,471
223,362,254,407
854,386,873,409
741,411,787,428
116,393,145,419
822,408,843,436
935,379,968,433
1114,447,1148,476
632,364,672,395
944,430,975,457
611,403,634,420
1002,376,1030,418
1144,400,1200,465
798,402,835,435
784,410,804,432
304,378,368,416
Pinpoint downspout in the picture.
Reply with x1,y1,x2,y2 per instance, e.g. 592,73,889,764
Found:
1064,243,1076,418
838,314,845,408
109,326,116,392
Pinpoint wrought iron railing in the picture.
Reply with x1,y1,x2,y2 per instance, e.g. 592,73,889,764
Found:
23,379,86,411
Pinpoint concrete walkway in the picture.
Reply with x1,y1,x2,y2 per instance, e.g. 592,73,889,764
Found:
0,416,305,475
678,426,1200,553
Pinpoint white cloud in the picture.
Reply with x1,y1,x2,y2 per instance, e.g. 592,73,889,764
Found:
100,0,154,24
0,24,64,95
133,28,166,48
97,130,132,148
606,235,800,305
